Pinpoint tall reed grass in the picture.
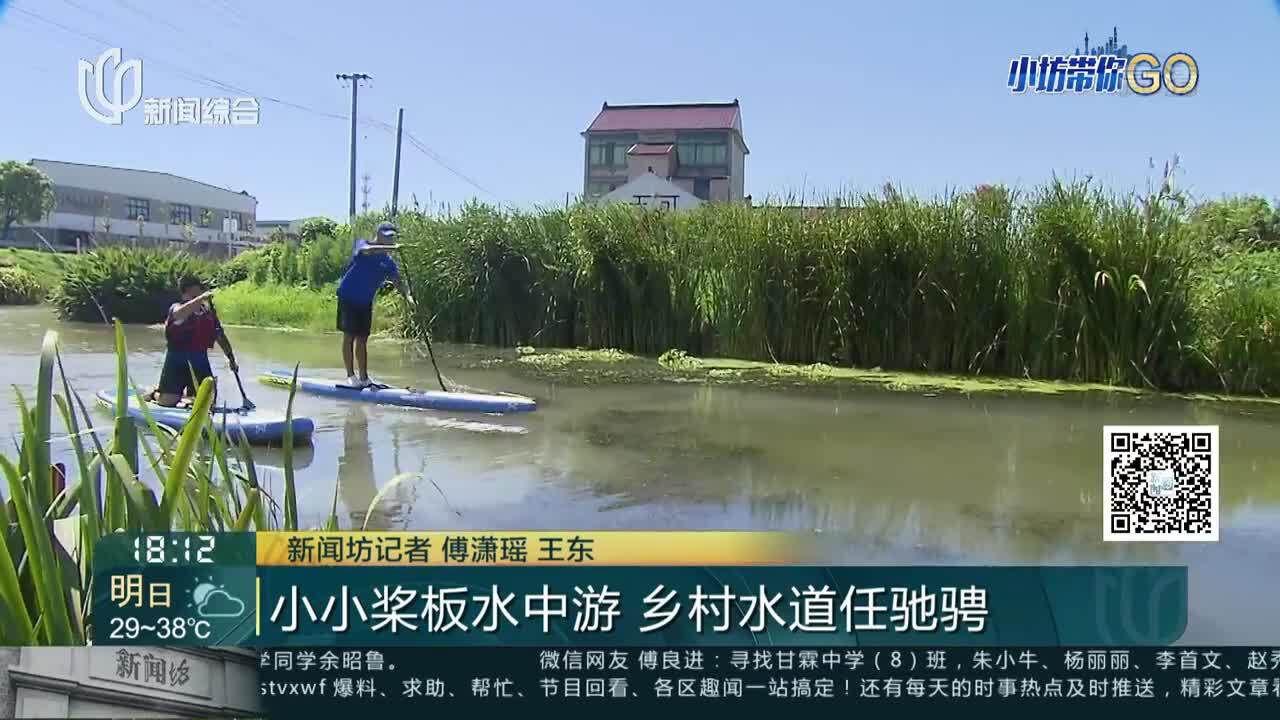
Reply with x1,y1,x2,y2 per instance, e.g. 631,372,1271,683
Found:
370,176,1277,396
0,322,306,645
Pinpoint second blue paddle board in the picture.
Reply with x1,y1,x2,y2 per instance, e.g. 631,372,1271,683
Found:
259,369,537,414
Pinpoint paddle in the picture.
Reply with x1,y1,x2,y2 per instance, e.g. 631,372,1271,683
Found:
208,294,255,413
232,368,256,413
395,255,449,393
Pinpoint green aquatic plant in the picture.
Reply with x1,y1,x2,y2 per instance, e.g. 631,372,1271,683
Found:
51,246,215,323
0,322,396,645
0,266,43,305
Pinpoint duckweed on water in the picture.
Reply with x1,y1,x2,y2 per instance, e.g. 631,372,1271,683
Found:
490,346,1280,405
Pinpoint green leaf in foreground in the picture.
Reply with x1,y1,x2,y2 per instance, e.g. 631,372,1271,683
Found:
0,455,74,645
158,377,215,525
362,472,421,531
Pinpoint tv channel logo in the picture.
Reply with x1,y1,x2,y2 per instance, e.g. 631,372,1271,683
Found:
77,47,260,126
1008,53,1198,96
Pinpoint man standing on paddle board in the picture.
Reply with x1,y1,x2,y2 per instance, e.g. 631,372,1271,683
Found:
153,276,238,407
337,220,413,388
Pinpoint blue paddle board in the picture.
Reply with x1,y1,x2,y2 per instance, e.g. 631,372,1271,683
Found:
259,369,537,414
96,389,315,445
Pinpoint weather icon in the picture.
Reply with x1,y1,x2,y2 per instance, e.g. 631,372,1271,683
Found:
186,579,246,619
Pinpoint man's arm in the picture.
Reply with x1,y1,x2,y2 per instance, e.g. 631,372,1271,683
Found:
215,334,237,371
170,291,213,322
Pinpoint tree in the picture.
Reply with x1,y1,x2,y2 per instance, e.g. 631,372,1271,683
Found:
298,216,338,244
0,161,55,242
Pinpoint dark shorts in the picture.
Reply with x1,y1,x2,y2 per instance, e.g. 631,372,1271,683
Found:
337,297,373,337
158,350,214,396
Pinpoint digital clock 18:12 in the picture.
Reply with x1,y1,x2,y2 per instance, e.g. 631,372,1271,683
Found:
133,534,216,564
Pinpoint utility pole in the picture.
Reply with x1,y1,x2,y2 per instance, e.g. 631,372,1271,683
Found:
391,107,404,216
336,73,372,221
360,172,372,213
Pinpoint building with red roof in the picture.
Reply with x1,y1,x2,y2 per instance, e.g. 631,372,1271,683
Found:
581,100,748,204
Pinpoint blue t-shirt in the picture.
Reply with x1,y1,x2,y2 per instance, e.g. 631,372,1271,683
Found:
336,238,399,305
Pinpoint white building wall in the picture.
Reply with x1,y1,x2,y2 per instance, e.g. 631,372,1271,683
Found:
30,160,256,216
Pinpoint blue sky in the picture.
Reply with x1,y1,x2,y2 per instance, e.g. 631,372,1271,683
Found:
0,0,1277,220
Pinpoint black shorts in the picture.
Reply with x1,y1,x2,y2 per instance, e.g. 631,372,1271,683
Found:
158,350,214,396
337,297,373,337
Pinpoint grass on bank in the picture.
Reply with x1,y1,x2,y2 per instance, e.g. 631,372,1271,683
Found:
0,248,79,304
1,247,79,290
211,281,401,335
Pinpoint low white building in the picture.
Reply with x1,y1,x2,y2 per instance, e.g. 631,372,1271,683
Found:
6,159,260,255
597,171,704,211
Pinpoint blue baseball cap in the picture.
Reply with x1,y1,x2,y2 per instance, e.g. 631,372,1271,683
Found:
375,221,398,238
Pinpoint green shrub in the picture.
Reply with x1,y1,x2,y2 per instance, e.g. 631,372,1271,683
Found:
302,234,351,288
1190,196,1280,252
212,246,263,286
0,265,42,304
1187,250,1280,394
51,246,214,323
212,237,351,290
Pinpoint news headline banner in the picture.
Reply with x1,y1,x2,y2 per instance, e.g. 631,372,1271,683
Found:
257,565,1186,647
93,532,1188,648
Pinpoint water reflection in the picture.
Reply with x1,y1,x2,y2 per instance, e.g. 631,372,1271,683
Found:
338,405,379,528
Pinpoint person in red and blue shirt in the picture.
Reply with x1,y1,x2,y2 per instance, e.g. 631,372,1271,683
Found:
336,221,412,388
153,276,238,407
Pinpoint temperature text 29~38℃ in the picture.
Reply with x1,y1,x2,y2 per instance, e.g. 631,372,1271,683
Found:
92,532,258,646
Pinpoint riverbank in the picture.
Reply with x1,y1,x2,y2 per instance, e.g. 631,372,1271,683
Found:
1,247,79,289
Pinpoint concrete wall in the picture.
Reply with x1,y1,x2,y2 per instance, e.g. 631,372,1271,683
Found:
4,646,261,719
626,154,672,179
729,137,746,202
0,647,20,718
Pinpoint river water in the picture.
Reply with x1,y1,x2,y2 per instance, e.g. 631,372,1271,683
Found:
1,306,1277,643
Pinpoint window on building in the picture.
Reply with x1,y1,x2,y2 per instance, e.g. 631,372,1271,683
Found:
677,141,729,167
589,144,608,167
125,198,150,221
197,209,212,227
590,141,631,168
694,178,711,201
587,182,612,198
170,204,192,225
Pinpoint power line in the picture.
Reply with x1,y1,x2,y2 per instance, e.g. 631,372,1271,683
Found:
14,1,511,208
364,119,510,208
15,3,348,121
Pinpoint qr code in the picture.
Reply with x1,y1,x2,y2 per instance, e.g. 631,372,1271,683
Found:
1103,425,1219,542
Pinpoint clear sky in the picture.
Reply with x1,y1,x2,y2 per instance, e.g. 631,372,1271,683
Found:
0,0,1277,220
